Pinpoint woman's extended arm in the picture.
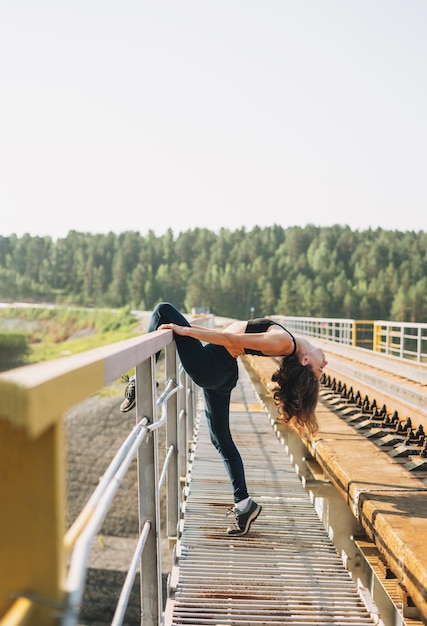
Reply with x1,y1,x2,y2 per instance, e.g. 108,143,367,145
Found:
159,321,295,358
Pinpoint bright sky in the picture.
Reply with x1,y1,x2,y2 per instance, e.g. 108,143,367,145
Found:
1,1,426,240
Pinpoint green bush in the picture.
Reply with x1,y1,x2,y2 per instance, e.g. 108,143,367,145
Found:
0,332,30,372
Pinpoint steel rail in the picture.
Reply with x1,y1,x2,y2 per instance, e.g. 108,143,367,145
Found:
265,336,427,428
320,347,427,431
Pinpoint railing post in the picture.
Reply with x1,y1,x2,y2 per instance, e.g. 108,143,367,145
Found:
165,345,179,540
186,378,194,443
178,370,187,492
352,320,357,347
136,357,160,626
0,416,66,625
0,380,65,625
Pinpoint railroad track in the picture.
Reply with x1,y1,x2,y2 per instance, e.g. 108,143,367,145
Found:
244,346,427,625
318,341,427,476
246,340,427,473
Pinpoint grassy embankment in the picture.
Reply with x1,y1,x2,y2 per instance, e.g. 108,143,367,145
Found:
0,305,140,362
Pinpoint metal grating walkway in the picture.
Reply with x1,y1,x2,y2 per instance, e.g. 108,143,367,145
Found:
165,364,377,625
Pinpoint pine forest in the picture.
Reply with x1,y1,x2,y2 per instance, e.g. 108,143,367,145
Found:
1,225,426,323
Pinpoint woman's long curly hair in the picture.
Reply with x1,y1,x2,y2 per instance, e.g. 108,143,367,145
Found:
271,353,319,435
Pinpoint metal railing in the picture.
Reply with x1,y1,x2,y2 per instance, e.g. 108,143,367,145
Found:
273,315,358,346
63,366,192,626
374,319,427,363
0,321,206,626
275,315,427,362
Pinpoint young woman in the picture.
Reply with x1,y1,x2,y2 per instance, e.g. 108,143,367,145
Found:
121,302,328,536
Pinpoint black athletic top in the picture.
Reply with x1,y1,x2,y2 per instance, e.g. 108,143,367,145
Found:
243,318,297,356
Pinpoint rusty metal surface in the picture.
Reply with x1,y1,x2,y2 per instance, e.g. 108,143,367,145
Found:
311,392,427,624
165,366,377,625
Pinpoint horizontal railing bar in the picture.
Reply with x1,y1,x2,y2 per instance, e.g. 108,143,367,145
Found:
111,520,151,626
376,319,427,330
0,328,174,438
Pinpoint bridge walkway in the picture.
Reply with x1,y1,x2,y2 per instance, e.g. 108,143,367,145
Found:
164,364,376,626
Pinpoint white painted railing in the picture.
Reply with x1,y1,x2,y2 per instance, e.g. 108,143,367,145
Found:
373,320,427,363
274,316,427,363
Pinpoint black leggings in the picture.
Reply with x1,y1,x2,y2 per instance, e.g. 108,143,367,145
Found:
148,302,248,502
